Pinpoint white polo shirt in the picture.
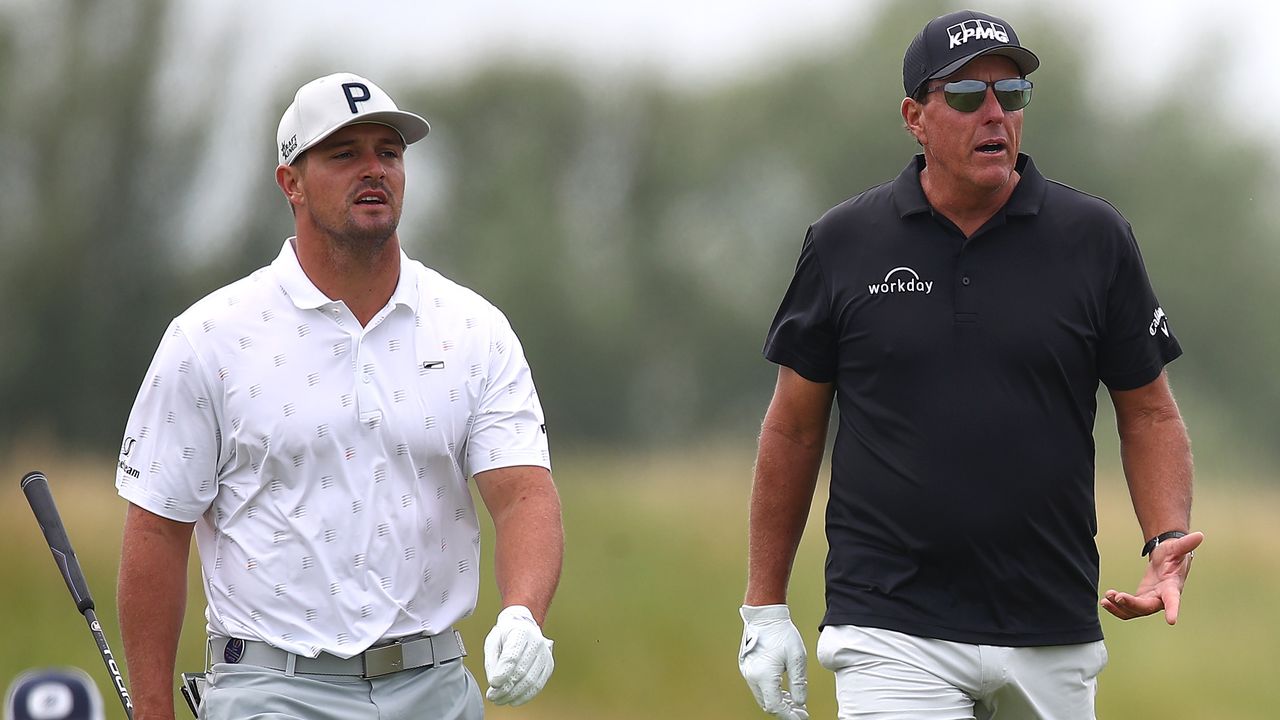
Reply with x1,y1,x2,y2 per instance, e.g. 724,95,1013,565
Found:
116,239,550,658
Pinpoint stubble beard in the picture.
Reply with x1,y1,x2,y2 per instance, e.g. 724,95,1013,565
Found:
309,203,400,263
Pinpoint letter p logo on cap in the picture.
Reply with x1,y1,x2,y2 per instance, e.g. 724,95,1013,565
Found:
342,82,372,114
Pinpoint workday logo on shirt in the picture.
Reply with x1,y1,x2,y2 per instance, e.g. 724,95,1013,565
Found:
869,266,934,296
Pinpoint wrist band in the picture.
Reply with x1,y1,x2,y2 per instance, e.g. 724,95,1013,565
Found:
1140,530,1187,557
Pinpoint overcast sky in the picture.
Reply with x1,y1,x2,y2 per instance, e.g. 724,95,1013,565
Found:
165,0,1274,154
145,0,1275,256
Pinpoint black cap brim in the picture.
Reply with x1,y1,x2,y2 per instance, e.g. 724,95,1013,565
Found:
928,46,1040,83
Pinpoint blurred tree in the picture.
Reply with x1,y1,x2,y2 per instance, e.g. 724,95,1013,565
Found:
379,0,1280,460
0,0,237,452
1,1,1276,469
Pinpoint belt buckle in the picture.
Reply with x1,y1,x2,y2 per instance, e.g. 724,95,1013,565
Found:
362,641,407,678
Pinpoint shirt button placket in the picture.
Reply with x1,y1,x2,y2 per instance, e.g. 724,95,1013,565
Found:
954,258,978,326
353,330,376,419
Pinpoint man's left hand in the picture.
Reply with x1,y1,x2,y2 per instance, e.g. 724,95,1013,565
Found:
483,605,554,706
1102,531,1204,624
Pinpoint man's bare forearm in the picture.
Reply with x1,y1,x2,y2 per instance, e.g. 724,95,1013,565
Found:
744,367,834,606
477,466,564,624
745,422,826,605
1112,373,1194,540
118,504,193,720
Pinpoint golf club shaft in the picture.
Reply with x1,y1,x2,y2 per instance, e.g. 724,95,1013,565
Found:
22,471,135,719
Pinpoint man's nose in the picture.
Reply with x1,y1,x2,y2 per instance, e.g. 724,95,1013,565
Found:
359,152,387,179
976,86,1007,120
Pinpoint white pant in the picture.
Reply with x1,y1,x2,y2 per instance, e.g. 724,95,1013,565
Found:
200,659,483,720
816,625,1107,720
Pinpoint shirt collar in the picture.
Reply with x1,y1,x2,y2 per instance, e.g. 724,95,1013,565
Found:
271,238,419,312
386,253,419,311
891,152,1047,219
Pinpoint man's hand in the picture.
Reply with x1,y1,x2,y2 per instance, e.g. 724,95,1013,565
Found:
483,605,554,706
739,604,808,720
1102,531,1204,624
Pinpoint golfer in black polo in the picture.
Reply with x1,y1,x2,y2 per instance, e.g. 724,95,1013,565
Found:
737,9,1202,720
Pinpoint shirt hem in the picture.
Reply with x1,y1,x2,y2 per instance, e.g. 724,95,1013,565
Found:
117,484,204,523
762,345,835,384
820,612,1104,647
466,452,552,478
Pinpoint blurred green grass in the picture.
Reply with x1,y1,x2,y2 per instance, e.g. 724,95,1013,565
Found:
3,443,1276,719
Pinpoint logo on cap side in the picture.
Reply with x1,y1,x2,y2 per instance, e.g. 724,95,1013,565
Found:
947,19,1009,49
281,134,298,161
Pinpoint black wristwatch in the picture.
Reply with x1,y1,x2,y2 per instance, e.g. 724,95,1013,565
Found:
1140,530,1187,558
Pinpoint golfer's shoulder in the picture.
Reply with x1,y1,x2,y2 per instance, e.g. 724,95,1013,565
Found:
166,267,281,348
801,178,900,262
1042,176,1130,228
817,178,898,230
408,260,526,354
410,260,504,318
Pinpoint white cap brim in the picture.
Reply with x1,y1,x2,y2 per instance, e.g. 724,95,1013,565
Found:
288,110,430,165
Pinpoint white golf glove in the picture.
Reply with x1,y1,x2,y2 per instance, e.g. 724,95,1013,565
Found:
739,604,809,720
483,605,554,706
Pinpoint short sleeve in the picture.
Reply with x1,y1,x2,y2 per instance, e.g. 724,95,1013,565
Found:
1097,225,1183,390
115,321,222,522
463,306,551,477
763,227,838,382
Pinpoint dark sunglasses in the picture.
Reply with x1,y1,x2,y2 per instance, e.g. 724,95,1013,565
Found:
927,78,1033,113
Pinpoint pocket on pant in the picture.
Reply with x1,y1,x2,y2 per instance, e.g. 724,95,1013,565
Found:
816,625,844,671
461,666,484,720
1091,640,1109,678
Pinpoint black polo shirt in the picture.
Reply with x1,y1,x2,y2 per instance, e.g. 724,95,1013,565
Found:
764,153,1182,646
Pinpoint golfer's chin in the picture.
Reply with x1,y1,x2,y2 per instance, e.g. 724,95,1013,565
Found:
340,216,399,248
962,163,1017,194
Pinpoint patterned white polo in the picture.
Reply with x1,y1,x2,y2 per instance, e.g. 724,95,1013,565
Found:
116,239,550,659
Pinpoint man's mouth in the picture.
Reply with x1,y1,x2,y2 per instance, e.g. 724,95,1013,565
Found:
355,189,388,205
976,141,1007,155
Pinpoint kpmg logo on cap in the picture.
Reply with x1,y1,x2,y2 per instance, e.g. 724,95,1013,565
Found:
947,19,1009,48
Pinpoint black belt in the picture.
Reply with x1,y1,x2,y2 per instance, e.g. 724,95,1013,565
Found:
208,630,466,679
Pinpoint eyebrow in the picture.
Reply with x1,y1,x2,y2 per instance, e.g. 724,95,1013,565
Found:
318,133,406,151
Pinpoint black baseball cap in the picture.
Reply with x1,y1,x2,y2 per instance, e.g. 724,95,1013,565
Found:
903,9,1039,97
4,668,104,720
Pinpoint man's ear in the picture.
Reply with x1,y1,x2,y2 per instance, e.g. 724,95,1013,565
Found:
276,162,305,206
902,97,927,146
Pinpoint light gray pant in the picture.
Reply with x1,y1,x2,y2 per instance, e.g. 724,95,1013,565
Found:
199,659,483,720
817,625,1108,720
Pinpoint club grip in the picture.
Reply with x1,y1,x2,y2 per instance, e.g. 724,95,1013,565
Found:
21,471,96,614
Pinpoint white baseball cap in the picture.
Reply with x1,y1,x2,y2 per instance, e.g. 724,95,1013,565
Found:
276,72,430,166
